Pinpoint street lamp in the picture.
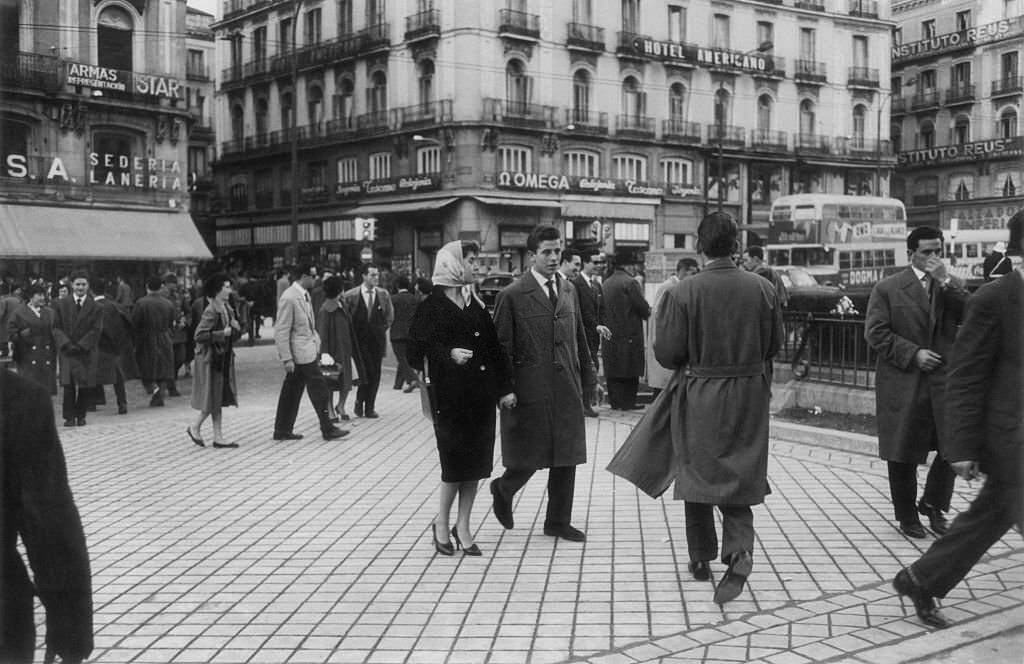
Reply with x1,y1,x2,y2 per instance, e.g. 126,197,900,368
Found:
286,0,304,265
715,40,773,212
874,76,916,196
412,133,452,172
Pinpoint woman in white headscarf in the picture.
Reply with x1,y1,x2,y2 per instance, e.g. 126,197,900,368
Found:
407,240,513,556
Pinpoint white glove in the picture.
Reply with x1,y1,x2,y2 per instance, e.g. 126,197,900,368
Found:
320,352,335,366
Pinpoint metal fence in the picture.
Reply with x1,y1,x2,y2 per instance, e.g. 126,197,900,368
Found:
779,312,877,390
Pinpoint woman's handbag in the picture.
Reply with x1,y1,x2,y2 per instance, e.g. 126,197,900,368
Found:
320,363,342,390
419,357,438,422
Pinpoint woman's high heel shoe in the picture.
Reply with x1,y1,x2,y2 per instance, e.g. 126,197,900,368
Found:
432,522,454,556
451,526,482,556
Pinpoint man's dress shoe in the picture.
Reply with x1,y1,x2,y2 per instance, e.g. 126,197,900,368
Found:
688,561,711,581
893,569,951,629
76,417,86,427
900,521,928,539
490,480,514,529
918,503,949,535
322,427,349,440
364,411,380,419
64,419,77,428
543,524,586,542
273,431,304,441
714,551,752,605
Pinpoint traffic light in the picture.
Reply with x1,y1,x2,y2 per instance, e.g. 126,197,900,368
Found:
355,217,376,242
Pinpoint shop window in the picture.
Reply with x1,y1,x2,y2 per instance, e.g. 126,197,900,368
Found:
498,145,532,173
369,152,391,180
416,146,441,174
97,6,133,70
660,158,692,185
564,150,599,177
613,154,647,181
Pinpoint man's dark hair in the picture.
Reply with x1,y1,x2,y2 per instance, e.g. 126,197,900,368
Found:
203,273,230,299
290,263,314,280
580,248,601,264
24,283,47,298
162,273,178,285
527,224,560,253
356,263,377,279
745,246,765,260
560,248,578,265
697,212,739,258
69,270,89,282
677,257,699,273
907,226,943,251
322,275,343,299
1008,210,1023,256
91,278,108,296
147,276,163,292
396,275,411,291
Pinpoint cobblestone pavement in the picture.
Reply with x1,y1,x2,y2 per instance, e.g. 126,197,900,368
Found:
45,331,1023,664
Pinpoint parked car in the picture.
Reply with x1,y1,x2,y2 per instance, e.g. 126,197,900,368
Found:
478,272,515,313
776,266,870,316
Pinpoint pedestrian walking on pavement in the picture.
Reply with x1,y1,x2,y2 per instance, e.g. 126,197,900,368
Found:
1,368,93,664
573,249,611,412
188,274,241,449
865,226,970,539
647,258,699,398
133,276,177,408
52,272,103,427
653,212,783,605
601,252,651,410
390,276,420,392
490,224,595,543
273,264,348,442
408,241,513,556
6,283,57,396
343,264,393,418
892,212,1023,630
316,275,364,423
92,278,138,416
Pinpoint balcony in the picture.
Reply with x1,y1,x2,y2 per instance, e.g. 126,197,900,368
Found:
753,0,783,4
566,22,605,52
405,9,440,42
662,119,702,144
0,51,62,92
794,59,827,84
356,110,392,134
396,99,453,128
498,9,540,41
616,115,656,138
992,76,1024,97
326,117,357,136
706,124,745,148
839,136,888,155
296,33,362,70
794,0,826,11
483,98,556,129
910,90,941,111
891,96,908,114
751,129,789,152
221,0,280,21
945,84,975,105
795,133,831,154
358,22,391,54
186,63,210,81
848,67,879,88
756,55,786,79
616,31,652,61
848,0,879,18
565,109,609,135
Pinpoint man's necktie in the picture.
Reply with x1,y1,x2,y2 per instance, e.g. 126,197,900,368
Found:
546,279,558,309
76,298,83,311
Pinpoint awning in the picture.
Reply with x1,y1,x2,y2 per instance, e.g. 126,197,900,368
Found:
472,195,562,209
0,204,212,261
344,197,457,216
560,199,657,221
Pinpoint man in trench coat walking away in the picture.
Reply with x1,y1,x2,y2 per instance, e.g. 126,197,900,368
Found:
891,212,1023,629
865,226,969,539
654,212,783,605
491,224,596,542
133,276,176,408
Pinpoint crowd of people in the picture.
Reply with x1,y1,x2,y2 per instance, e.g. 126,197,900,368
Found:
2,210,1021,662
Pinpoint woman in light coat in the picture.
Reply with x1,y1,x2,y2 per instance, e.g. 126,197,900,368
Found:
187,274,240,449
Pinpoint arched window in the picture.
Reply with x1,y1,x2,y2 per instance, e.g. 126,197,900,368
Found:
231,104,244,141
418,60,434,109
506,59,530,113
369,70,387,114
891,122,902,153
254,98,268,136
851,104,867,148
757,94,773,135
668,83,686,125
918,119,935,148
97,6,133,70
572,70,591,122
307,85,323,126
1002,173,1017,197
952,115,970,145
622,76,644,120
999,108,1018,138
799,99,815,139
953,176,971,201
335,77,354,128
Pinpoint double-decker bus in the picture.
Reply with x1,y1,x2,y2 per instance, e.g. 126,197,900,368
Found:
767,194,908,289
944,228,1022,285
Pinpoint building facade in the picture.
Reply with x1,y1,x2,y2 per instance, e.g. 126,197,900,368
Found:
187,6,219,249
0,0,211,283
891,0,1023,279
212,0,893,274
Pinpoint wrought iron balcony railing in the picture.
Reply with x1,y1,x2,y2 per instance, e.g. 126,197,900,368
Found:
566,22,605,51
405,9,441,42
499,9,540,40
662,119,702,143
566,109,609,134
848,66,880,87
616,115,655,137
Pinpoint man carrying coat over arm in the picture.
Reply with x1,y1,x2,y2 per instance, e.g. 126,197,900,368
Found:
653,212,783,605
491,224,596,543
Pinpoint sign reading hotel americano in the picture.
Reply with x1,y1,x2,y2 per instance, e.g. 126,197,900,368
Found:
631,38,773,74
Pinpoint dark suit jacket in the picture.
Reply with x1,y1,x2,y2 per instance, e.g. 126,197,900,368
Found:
944,272,1023,530
0,369,93,663
390,290,420,342
865,268,969,462
51,295,103,387
601,269,651,378
343,286,394,360
571,274,602,359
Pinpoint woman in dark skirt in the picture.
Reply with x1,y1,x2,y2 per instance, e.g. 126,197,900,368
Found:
408,240,513,556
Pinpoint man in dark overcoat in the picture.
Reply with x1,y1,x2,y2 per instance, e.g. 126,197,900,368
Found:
865,226,970,539
1,366,93,664
92,278,138,416
161,274,190,394
133,276,176,407
491,224,596,542
573,249,610,411
601,252,651,410
892,212,1024,629
389,275,420,391
51,272,103,427
655,212,783,605
342,264,394,418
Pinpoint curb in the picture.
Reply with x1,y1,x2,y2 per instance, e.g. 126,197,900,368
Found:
770,419,878,457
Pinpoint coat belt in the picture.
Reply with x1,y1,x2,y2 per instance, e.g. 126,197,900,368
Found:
686,362,765,378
